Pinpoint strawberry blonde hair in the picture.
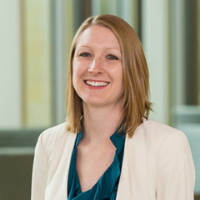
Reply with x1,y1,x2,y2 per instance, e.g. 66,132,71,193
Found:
66,14,152,137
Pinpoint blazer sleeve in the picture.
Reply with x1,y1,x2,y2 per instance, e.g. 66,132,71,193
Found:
31,133,49,200
156,131,195,200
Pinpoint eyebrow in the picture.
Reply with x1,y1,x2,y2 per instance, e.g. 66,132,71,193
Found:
77,45,121,51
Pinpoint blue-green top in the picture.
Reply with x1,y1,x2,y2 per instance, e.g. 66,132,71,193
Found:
67,127,125,200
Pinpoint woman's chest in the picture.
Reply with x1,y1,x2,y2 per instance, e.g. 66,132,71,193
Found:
76,143,116,192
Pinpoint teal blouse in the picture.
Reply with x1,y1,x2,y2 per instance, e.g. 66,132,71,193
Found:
67,128,125,200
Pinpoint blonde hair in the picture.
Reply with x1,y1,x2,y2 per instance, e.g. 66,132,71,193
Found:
66,14,152,137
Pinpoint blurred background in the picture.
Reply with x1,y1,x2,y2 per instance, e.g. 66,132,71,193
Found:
0,0,199,199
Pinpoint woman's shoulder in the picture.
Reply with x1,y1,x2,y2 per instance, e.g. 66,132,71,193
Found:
128,118,190,154
35,123,76,160
138,118,187,141
40,122,69,139
37,123,69,146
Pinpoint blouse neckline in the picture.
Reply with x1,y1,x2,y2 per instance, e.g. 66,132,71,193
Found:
67,125,125,200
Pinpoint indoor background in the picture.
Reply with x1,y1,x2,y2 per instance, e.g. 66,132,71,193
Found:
0,0,199,199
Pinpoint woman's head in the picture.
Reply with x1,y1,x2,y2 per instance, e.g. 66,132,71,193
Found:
66,14,152,137
72,25,124,109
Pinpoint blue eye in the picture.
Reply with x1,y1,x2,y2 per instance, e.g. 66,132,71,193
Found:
79,52,91,57
107,54,118,60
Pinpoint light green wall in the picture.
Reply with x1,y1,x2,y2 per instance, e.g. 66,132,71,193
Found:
0,0,22,129
142,0,170,124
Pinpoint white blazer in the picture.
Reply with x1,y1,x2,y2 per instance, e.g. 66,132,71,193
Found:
31,119,195,200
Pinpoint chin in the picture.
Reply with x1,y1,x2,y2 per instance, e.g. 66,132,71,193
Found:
83,100,106,107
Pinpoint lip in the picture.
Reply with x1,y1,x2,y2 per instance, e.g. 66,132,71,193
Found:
84,79,110,89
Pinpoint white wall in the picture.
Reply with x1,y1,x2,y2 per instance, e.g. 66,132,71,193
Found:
142,0,170,124
0,0,22,128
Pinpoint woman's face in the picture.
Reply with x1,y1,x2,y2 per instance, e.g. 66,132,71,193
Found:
72,25,124,108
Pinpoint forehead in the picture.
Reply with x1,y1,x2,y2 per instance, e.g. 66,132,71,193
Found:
76,25,120,49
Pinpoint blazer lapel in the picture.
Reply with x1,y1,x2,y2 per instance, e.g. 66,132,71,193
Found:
116,136,132,200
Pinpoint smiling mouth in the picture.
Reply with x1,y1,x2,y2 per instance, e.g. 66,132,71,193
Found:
85,80,109,87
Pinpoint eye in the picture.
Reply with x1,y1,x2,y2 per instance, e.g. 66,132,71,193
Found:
79,52,91,57
106,54,119,60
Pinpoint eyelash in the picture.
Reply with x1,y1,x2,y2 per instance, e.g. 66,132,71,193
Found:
79,52,91,57
78,52,119,60
106,54,119,60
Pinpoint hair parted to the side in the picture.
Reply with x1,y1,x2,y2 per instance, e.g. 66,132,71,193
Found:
66,14,152,137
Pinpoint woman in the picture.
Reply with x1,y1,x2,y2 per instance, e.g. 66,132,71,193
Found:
31,14,195,200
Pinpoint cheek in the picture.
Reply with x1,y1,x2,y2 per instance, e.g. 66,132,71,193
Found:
114,65,124,91
73,60,80,78
117,65,124,83
72,67,81,97
72,61,79,88
72,61,86,88
109,64,123,81
73,59,88,75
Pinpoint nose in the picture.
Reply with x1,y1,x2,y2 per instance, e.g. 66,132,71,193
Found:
88,58,104,74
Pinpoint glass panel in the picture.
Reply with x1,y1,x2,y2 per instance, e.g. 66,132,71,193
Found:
91,0,139,31
22,0,52,128
198,0,200,104
0,0,22,129
171,0,200,194
171,0,200,122
0,0,52,130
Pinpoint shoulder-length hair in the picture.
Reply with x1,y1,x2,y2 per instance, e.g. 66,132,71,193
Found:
66,14,152,137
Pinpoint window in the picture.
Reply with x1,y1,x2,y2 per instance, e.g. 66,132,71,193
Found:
171,0,200,194
171,0,200,125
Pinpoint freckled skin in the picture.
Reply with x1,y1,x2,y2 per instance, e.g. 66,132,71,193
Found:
73,25,124,108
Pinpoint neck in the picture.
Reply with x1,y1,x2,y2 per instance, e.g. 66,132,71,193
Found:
82,103,123,145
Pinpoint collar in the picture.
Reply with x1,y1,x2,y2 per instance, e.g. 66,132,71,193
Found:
75,125,125,155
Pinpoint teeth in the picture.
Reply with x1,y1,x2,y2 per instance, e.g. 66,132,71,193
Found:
86,81,109,87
